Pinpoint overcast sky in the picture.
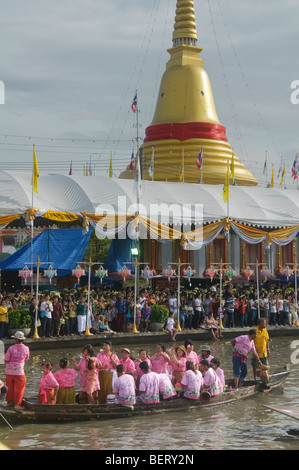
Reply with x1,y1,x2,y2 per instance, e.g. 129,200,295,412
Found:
1,0,298,187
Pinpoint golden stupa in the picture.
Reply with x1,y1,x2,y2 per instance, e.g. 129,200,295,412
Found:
120,0,257,186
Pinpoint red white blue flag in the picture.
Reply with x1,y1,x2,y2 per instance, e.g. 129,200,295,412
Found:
196,147,203,170
129,152,134,172
131,94,137,113
291,154,299,181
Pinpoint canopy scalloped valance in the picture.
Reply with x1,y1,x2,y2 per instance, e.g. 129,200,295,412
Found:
1,211,298,249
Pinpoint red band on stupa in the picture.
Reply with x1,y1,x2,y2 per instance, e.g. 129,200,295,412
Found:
144,122,228,143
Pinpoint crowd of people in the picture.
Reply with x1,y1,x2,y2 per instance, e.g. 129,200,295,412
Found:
0,281,298,340
0,318,269,410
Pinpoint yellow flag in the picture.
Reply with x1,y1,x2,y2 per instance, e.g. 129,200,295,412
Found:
222,166,230,203
31,146,39,193
109,153,113,178
280,164,286,186
271,165,274,188
85,163,88,176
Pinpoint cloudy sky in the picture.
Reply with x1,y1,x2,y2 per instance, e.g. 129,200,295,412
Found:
1,0,298,187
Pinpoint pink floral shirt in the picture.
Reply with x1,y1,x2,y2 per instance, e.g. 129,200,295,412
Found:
120,357,136,375
215,368,225,392
39,371,59,392
203,368,221,396
150,353,170,374
113,374,136,405
135,358,151,377
158,373,176,399
54,369,78,388
181,370,203,399
139,372,160,404
197,354,214,365
186,351,199,368
96,352,120,370
233,335,257,358
4,343,30,376
170,356,187,372
76,357,100,392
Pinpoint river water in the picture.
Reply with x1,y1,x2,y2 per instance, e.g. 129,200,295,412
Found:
1,336,299,451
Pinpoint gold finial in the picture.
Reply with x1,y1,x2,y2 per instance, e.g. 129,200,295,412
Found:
172,0,198,46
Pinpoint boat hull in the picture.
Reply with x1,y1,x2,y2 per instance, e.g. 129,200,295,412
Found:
0,371,289,425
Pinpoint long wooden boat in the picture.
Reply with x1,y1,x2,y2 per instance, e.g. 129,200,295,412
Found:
0,369,290,425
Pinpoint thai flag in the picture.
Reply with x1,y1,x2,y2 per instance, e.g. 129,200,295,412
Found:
129,152,134,172
196,147,203,170
292,154,299,181
131,94,137,113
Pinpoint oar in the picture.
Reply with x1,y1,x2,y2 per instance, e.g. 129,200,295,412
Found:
0,412,13,430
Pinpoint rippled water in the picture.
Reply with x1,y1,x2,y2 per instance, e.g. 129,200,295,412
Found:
1,336,299,450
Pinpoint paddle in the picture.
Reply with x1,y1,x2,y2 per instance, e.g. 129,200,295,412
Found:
0,412,13,430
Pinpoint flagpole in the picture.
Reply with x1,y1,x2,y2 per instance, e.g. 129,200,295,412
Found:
30,145,35,296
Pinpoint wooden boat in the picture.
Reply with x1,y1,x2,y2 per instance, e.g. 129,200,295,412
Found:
0,369,289,425
263,405,299,421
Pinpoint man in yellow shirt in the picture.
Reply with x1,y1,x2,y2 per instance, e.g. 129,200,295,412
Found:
251,318,270,380
0,300,8,339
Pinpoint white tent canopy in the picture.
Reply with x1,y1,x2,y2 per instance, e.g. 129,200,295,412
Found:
0,171,299,228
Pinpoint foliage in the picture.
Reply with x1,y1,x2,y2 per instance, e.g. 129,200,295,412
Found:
8,309,32,329
149,304,169,323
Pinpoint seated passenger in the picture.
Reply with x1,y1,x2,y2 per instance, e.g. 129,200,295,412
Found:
211,357,225,393
199,359,222,396
138,361,160,404
158,373,177,401
113,364,136,407
180,360,203,400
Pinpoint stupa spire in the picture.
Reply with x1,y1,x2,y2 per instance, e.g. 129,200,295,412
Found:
172,0,198,47
120,0,257,186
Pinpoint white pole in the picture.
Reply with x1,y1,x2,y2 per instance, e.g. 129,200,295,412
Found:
256,260,260,319
33,257,40,339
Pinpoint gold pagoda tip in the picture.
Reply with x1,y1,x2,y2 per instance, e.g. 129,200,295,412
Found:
172,0,198,45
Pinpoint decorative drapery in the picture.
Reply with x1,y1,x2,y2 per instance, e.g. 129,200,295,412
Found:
0,211,298,248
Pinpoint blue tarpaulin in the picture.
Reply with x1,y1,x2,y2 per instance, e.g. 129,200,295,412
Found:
0,228,92,277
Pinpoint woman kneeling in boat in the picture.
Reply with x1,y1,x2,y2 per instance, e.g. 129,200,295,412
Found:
113,364,136,407
180,360,203,400
199,360,221,396
54,358,78,404
138,362,160,404
39,362,59,405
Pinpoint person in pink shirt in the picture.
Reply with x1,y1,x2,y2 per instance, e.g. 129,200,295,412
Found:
134,349,151,391
72,344,102,403
4,330,30,409
184,340,199,370
96,340,120,404
150,343,170,374
211,358,225,393
169,346,187,385
197,345,214,365
38,362,59,404
199,360,221,396
54,357,78,404
138,362,160,404
232,330,261,388
158,373,177,400
113,364,136,406
180,360,203,400
119,348,135,376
